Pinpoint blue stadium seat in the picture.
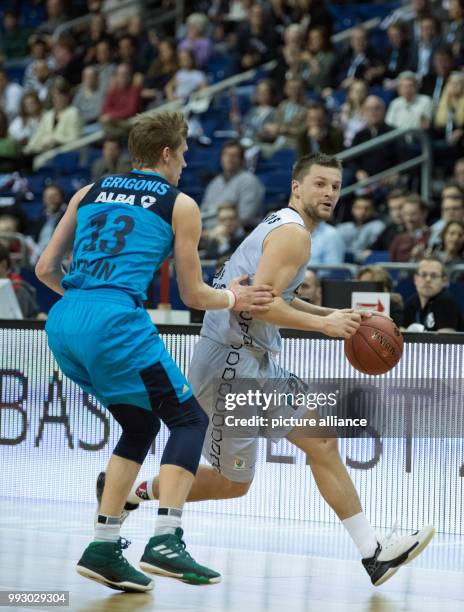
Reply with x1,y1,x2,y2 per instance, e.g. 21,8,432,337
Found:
85,147,103,166
369,86,396,108
26,173,48,195
395,279,416,302
269,148,296,166
207,54,237,83
21,200,43,221
257,170,292,192
330,90,347,110
20,2,46,28
199,109,231,137
5,64,26,84
364,251,390,263
449,282,464,311
185,144,221,171
52,151,81,172
53,176,84,199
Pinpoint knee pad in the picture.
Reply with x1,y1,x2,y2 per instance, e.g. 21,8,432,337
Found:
158,396,209,475
108,403,161,464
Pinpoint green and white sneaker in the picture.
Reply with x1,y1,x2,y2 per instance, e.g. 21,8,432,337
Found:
140,528,221,585
76,538,154,592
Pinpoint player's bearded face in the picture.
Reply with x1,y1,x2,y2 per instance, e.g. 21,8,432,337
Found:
300,166,342,221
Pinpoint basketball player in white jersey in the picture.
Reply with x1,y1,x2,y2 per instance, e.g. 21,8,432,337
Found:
98,153,434,586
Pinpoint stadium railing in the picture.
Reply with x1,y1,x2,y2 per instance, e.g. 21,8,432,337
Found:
32,59,278,171
450,264,464,281
34,3,412,171
51,0,180,43
337,128,432,202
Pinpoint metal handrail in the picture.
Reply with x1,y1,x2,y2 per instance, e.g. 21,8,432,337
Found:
33,59,277,171
332,3,414,43
331,17,381,43
308,264,358,278
449,264,464,282
337,128,431,202
52,0,146,42
38,3,415,173
375,262,417,272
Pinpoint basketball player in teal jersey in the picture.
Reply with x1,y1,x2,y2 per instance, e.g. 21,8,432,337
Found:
109,153,435,587
35,111,274,592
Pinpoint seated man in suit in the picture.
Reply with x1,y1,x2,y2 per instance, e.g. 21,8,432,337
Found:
420,46,453,106
349,96,398,185
403,256,463,331
408,15,442,80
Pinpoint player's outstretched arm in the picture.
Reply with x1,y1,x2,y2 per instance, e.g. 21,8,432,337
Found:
35,184,93,294
290,297,335,316
172,194,273,312
252,224,361,338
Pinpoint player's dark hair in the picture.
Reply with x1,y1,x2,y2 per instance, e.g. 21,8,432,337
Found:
292,153,342,182
128,111,188,168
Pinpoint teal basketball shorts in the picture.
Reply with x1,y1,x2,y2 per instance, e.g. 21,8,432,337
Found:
45,288,192,410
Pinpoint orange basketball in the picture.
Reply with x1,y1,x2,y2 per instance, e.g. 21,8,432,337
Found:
344,314,404,375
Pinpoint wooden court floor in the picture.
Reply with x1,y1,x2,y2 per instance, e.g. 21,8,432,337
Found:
1,499,463,612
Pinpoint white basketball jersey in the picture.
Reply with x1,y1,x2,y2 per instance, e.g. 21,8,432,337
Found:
201,207,310,353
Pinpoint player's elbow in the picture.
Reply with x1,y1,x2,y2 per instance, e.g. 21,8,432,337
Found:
35,258,49,281
35,255,55,281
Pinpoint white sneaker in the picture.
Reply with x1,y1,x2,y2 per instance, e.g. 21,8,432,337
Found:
362,524,435,586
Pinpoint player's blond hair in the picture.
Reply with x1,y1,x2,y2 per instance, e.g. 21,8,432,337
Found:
128,111,188,168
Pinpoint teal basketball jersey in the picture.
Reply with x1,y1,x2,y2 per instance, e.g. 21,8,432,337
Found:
62,170,179,303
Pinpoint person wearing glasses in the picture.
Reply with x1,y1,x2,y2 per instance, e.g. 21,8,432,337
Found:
403,256,463,331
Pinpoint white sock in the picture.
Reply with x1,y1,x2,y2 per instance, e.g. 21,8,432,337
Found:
155,507,182,536
127,477,156,505
94,515,120,542
342,512,378,558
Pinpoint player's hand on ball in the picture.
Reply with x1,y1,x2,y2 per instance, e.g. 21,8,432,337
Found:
355,309,393,321
229,275,274,312
324,309,361,339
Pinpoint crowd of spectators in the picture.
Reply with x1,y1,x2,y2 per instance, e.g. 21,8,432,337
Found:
0,0,463,325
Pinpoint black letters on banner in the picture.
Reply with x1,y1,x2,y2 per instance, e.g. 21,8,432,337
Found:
80,393,110,451
266,439,296,464
35,371,74,448
346,433,383,470
0,369,28,445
